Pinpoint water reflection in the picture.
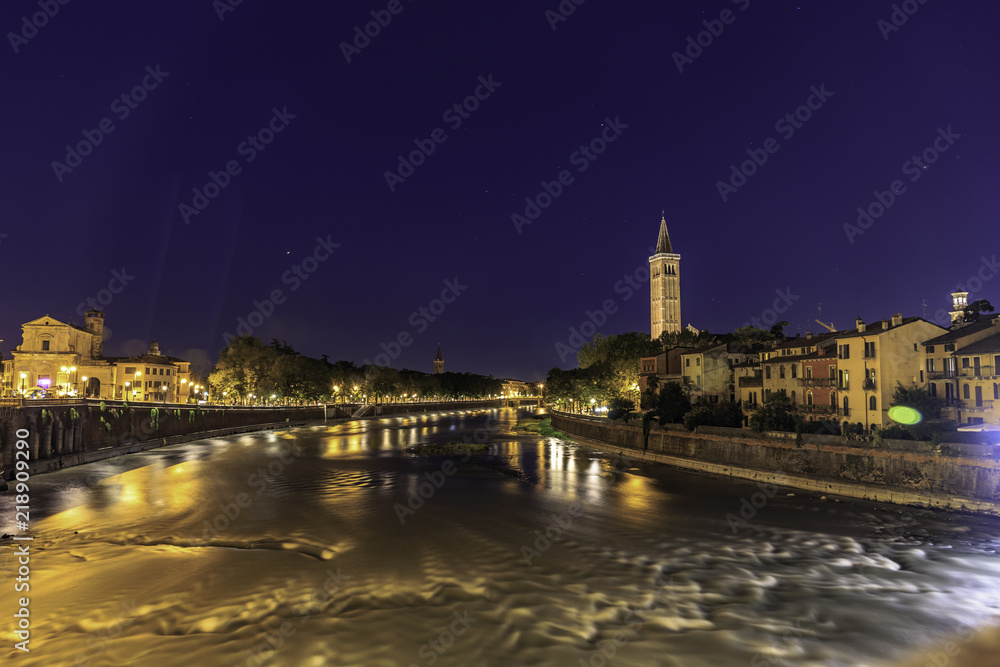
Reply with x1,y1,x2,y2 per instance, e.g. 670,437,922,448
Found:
2,408,999,667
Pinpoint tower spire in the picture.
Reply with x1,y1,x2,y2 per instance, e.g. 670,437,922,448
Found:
655,213,672,254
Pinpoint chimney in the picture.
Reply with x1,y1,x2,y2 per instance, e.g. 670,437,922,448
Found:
805,332,813,340
856,317,866,333
882,319,889,330
891,313,903,327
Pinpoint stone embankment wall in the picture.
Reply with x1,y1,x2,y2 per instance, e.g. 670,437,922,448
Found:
0,402,323,479
551,411,1000,515
0,399,519,480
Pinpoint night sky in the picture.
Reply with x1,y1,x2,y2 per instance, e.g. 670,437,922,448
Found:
3,1,997,381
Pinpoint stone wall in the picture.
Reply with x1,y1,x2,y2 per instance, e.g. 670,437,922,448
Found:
551,412,1000,513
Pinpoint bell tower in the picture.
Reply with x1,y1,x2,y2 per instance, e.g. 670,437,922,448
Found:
949,286,969,325
434,343,444,374
83,309,105,358
649,213,681,340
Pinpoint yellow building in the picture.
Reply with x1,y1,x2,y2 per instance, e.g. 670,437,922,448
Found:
923,314,1000,426
2,310,192,402
833,315,947,429
681,343,757,404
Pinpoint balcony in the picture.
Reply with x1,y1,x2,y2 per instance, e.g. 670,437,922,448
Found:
738,376,763,388
958,400,994,412
862,378,876,392
958,365,995,378
799,404,840,415
800,377,835,387
927,370,956,380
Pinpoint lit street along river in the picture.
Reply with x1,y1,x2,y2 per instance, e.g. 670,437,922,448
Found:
2,408,999,666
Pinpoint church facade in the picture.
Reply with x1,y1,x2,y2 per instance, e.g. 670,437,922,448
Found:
1,309,193,401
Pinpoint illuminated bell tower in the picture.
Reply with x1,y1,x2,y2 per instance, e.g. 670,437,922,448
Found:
434,343,444,375
949,286,969,325
649,213,681,339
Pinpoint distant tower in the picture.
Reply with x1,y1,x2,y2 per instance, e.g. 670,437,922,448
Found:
147,340,160,356
949,286,969,325
434,344,444,374
649,213,681,339
83,309,105,358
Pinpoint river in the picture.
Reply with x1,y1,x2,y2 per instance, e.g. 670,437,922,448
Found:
1,408,999,666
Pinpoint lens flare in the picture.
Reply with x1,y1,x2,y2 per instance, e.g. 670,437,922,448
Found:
888,405,922,425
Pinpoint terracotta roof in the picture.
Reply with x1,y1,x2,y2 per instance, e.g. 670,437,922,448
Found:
835,316,936,340
954,332,1000,355
923,314,1000,345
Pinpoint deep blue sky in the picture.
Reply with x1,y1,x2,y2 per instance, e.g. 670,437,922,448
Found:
2,1,997,380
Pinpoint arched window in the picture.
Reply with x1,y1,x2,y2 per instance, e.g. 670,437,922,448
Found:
807,391,814,406
869,396,877,411
779,366,786,379
791,364,798,378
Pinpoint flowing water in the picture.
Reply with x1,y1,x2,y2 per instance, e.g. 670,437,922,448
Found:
2,408,999,666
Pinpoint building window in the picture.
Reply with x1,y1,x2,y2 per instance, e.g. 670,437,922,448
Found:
806,366,813,379
779,366,786,379
927,359,935,372
843,396,849,416
963,384,970,399
869,396,877,411
829,365,837,380
41,340,50,351
920,370,924,383
791,390,796,404
962,358,970,369
945,344,955,352
125,367,135,374
807,391,814,405
839,370,849,389
830,391,836,407
994,384,999,400
765,389,771,398
765,366,771,379
930,383,937,397
685,359,690,367
839,344,850,359
927,345,935,353
791,364,798,379
864,341,876,358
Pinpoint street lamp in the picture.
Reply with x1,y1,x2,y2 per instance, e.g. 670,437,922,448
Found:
134,371,142,401
82,376,88,398
124,381,131,399
19,372,27,395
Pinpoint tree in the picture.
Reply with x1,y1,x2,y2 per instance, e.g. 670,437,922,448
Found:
749,392,797,433
607,397,635,421
683,400,743,431
655,382,691,425
963,299,995,322
578,332,663,400
209,335,276,403
890,383,944,421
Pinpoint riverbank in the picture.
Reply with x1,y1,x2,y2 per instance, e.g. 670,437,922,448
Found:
551,411,1000,517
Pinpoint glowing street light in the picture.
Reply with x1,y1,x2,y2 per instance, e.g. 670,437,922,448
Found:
20,372,27,395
